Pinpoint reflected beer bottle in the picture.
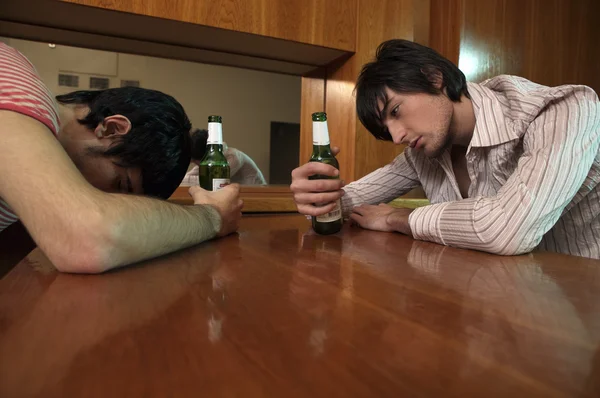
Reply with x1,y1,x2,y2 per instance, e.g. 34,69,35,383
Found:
199,115,231,191
309,112,343,235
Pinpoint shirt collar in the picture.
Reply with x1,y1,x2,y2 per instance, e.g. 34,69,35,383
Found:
467,81,520,149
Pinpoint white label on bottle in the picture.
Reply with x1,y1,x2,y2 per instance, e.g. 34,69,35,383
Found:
207,122,223,144
212,178,230,191
316,199,342,223
312,121,330,145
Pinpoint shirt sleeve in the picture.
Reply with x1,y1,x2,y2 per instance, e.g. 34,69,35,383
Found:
226,148,267,185
0,43,60,135
341,151,421,217
180,165,199,186
409,89,600,255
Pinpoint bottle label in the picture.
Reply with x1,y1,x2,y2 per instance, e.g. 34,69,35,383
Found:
212,178,230,191
316,199,342,223
207,122,223,144
312,121,330,145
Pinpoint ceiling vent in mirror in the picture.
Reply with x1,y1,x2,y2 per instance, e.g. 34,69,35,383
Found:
121,79,140,88
58,73,79,87
90,77,110,90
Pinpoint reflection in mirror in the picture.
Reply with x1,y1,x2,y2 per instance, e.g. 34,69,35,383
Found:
0,36,301,186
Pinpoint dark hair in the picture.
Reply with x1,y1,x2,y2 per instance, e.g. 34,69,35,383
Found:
189,128,209,161
56,87,192,199
355,39,470,141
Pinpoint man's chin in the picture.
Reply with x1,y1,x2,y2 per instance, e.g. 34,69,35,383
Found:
425,138,452,159
423,146,443,159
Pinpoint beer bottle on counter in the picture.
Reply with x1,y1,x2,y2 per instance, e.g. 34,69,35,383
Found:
309,112,343,235
199,115,231,191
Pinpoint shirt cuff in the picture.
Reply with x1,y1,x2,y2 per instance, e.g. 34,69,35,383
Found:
341,191,354,220
408,202,451,245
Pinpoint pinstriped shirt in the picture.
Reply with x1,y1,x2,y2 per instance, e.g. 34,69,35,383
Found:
342,76,600,259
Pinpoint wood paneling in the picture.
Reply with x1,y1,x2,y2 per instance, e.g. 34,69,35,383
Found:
2,216,600,397
429,0,462,63
325,55,358,183
412,0,431,47
1,0,349,74
299,70,326,167
169,185,297,213
0,21,321,76
451,0,600,92
60,0,358,52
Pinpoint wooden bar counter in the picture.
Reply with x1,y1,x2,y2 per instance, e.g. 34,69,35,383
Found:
1,214,599,397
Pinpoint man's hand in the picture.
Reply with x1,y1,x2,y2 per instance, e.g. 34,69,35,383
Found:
189,184,243,237
290,146,345,217
350,204,413,236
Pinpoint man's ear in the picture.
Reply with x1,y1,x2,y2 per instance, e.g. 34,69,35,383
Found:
421,67,444,91
94,115,132,138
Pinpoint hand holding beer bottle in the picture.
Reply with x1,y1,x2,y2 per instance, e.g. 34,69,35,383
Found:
290,112,344,235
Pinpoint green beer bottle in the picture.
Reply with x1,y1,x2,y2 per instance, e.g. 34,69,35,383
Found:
309,112,343,235
199,115,231,191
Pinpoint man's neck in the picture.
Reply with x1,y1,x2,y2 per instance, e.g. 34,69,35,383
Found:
449,94,476,148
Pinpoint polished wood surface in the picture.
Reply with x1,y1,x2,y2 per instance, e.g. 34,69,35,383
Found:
2,214,600,397
60,0,358,52
169,186,297,213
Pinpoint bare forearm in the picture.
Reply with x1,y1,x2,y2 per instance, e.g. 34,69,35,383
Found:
386,210,413,237
98,194,222,271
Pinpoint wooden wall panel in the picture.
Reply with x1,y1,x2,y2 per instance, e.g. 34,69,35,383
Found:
428,0,462,64
299,71,326,167
60,0,358,52
459,0,600,92
325,56,358,183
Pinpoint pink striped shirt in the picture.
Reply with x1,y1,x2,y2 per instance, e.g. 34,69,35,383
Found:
0,43,60,233
342,76,600,258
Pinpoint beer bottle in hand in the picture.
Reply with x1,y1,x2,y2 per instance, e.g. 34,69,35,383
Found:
199,115,231,191
309,112,343,235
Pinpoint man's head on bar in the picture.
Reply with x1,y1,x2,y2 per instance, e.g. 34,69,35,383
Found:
291,39,600,259
55,87,192,199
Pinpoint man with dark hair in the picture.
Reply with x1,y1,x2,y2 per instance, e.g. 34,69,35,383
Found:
0,43,242,273
291,39,600,258
180,128,266,186
55,87,194,199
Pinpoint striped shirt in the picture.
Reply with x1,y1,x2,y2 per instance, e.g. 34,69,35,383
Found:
342,76,600,258
0,43,60,233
